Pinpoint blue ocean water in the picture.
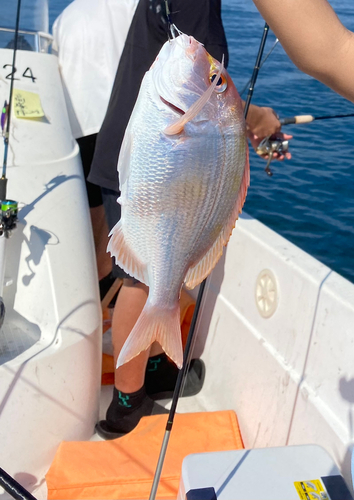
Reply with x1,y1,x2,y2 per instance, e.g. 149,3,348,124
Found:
8,0,354,283
222,0,354,284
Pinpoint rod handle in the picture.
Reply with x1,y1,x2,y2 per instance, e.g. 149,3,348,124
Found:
280,115,314,126
0,177,7,201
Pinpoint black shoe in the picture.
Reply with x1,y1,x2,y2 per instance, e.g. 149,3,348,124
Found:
95,394,168,440
146,358,206,401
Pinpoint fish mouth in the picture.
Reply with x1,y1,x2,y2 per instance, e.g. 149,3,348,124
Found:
160,96,185,116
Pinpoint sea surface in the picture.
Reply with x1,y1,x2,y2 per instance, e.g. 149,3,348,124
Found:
6,0,354,283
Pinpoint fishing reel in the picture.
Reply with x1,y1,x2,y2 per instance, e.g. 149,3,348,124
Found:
0,200,18,238
256,136,289,176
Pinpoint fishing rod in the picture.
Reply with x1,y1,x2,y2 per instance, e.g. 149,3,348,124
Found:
0,0,20,401
0,467,37,500
280,112,354,126
257,111,354,175
240,37,279,97
1,0,22,201
148,20,270,500
243,22,269,118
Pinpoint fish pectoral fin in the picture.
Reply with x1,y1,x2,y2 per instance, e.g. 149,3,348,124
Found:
107,221,149,285
163,58,224,136
117,303,183,369
185,147,250,289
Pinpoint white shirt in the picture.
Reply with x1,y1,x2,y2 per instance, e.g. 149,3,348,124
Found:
52,0,138,138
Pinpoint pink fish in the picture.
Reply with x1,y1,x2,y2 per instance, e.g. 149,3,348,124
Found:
108,34,249,368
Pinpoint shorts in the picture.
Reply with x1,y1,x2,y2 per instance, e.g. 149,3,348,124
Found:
76,134,103,208
101,187,136,281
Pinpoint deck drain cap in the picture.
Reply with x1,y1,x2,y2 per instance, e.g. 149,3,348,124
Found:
255,269,278,318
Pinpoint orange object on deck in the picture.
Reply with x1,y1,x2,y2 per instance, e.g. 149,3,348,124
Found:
46,410,243,500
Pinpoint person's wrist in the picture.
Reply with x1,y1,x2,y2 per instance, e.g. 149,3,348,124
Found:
245,104,263,135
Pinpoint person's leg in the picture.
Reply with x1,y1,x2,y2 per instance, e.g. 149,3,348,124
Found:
96,277,169,439
77,134,112,281
90,204,112,280
112,279,149,392
96,191,168,439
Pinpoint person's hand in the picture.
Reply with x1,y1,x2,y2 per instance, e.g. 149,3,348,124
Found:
243,103,292,160
245,105,281,138
248,131,293,161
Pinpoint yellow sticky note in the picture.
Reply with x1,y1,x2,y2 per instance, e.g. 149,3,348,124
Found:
12,89,44,119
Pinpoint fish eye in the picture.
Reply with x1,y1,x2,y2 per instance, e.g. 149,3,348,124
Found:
210,72,227,93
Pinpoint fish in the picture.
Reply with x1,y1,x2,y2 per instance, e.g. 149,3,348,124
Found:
108,33,249,369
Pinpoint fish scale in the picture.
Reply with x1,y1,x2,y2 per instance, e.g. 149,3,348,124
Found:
108,34,249,368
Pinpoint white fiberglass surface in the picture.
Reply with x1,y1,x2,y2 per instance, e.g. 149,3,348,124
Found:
0,311,40,365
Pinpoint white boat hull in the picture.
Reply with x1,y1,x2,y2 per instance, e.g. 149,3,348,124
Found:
0,48,102,498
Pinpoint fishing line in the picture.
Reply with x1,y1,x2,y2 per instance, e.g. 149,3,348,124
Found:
164,0,178,40
148,21,270,500
240,37,279,96
1,0,22,201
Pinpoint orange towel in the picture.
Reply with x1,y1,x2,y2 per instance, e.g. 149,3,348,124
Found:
46,410,243,500
101,288,196,385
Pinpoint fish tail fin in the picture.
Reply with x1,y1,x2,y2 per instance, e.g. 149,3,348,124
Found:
116,302,183,369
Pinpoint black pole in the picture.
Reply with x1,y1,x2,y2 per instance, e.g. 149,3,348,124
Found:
240,36,278,96
243,22,269,118
148,22,271,500
0,468,37,500
1,0,22,201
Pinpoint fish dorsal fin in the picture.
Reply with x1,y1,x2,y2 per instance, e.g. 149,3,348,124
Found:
185,149,250,289
164,58,224,136
107,221,149,286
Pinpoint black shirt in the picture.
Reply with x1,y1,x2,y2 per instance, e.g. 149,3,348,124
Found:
88,0,228,192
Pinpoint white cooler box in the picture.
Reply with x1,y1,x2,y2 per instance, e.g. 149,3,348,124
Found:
178,444,353,500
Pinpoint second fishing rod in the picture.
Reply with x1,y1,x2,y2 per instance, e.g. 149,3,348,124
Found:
280,112,354,126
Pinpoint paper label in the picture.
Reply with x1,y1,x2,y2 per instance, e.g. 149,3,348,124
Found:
12,89,44,119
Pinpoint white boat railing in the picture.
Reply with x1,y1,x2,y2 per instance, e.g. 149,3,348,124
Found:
0,27,52,53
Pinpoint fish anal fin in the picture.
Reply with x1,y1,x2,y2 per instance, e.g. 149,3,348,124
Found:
185,151,250,289
233,144,250,217
184,236,225,290
107,221,148,285
117,303,183,369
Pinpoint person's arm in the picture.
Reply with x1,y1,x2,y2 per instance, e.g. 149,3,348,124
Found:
253,0,354,103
